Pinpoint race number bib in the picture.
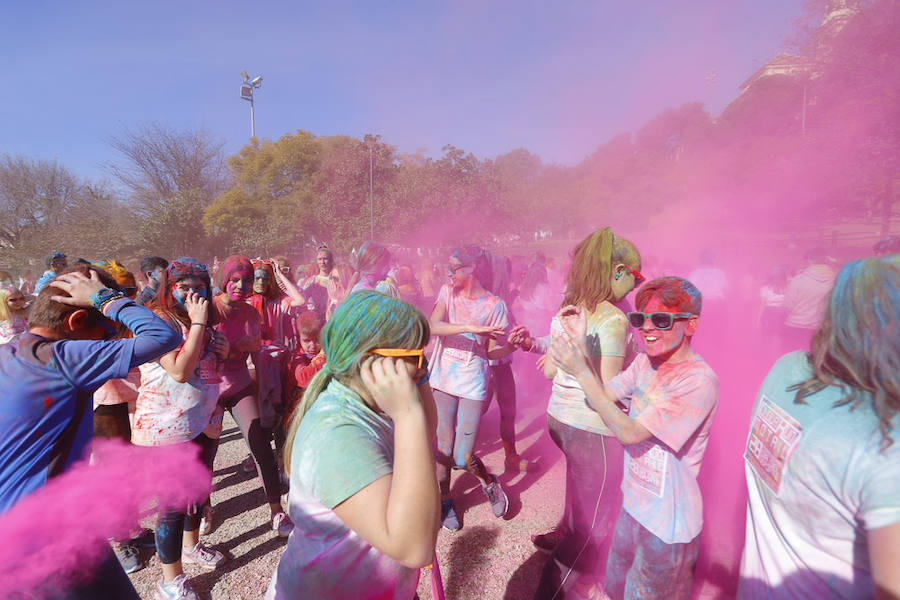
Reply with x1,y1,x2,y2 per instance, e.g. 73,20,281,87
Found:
628,439,668,498
745,395,802,495
442,335,476,365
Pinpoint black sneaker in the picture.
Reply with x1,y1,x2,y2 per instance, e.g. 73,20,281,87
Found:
440,498,460,531
531,527,568,553
482,475,508,518
130,528,156,548
114,543,143,574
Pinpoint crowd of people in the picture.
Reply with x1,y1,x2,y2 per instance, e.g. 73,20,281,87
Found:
0,231,897,600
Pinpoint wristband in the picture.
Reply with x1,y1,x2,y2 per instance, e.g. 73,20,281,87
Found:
190,322,206,328
89,287,125,312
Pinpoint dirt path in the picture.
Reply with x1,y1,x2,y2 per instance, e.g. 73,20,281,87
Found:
127,375,566,599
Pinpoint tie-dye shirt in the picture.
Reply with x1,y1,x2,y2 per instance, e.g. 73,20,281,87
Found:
738,351,900,599
428,284,509,401
267,379,418,600
548,301,627,435
607,352,719,544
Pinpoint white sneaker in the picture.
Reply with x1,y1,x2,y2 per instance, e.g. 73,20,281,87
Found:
198,505,213,536
155,574,198,600
181,541,225,570
272,512,294,538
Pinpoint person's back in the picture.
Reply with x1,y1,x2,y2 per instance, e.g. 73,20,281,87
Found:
739,255,900,600
784,251,834,330
740,351,900,599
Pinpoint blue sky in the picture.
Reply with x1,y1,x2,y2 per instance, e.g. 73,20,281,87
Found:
1,1,804,183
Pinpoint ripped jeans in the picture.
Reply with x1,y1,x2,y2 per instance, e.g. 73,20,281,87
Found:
433,389,492,495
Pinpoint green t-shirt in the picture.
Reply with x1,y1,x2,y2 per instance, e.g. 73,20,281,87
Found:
292,378,395,508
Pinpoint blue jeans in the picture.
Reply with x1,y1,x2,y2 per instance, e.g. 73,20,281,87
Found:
605,510,699,600
535,415,624,598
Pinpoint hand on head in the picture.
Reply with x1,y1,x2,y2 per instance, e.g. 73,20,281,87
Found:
49,271,107,307
360,356,419,418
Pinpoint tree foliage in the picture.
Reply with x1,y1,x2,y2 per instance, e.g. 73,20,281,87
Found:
3,1,896,272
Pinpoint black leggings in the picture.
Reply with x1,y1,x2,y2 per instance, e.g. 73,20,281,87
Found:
156,433,217,564
218,384,282,505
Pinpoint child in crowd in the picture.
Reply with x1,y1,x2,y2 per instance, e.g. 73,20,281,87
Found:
350,241,398,297
268,290,439,598
532,228,643,600
429,245,519,531
551,276,719,600
286,310,326,396
136,256,169,306
0,285,28,344
738,255,900,599
135,258,229,600
0,265,180,599
34,251,68,294
325,263,353,318
484,252,532,473
208,256,292,537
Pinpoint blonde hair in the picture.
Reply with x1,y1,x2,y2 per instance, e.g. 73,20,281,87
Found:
561,227,641,312
0,285,26,322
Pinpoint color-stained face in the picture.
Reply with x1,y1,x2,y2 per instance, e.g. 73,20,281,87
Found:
610,263,642,301
316,251,332,275
225,268,252,301
6,293,26,309
447,257,473,289
299,332,321,356
253,268,271,295
637,296,694,360
147,266,165,286
171,277,208,307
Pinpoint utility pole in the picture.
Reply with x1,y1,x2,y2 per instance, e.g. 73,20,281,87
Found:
240,70,263,140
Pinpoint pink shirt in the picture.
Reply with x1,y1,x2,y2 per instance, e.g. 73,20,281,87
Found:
213,297,261,393
607,353,719,543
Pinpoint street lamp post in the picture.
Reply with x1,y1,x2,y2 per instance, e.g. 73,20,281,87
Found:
240,70,263,139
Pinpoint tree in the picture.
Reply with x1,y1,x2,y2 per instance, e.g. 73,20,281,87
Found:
108,123,227,257
0,155,139,273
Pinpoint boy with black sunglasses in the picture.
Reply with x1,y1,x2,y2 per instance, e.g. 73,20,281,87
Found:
550,276,718,600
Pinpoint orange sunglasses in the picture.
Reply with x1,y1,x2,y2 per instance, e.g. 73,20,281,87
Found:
370,348,425,369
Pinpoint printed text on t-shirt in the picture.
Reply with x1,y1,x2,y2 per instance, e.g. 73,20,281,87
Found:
745,394,802,495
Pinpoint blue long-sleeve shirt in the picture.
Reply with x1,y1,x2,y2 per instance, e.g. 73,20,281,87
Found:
0,298,180,513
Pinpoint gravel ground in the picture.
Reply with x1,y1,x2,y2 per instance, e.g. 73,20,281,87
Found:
127,370,569,600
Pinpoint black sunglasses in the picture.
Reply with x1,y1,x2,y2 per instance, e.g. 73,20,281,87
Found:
627,311,693,330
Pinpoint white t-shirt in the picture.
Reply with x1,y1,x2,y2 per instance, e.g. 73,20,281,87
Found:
428,284,509,401
607,352,719,544
738,351,900,599
132,322,222,446
547,301,627,435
